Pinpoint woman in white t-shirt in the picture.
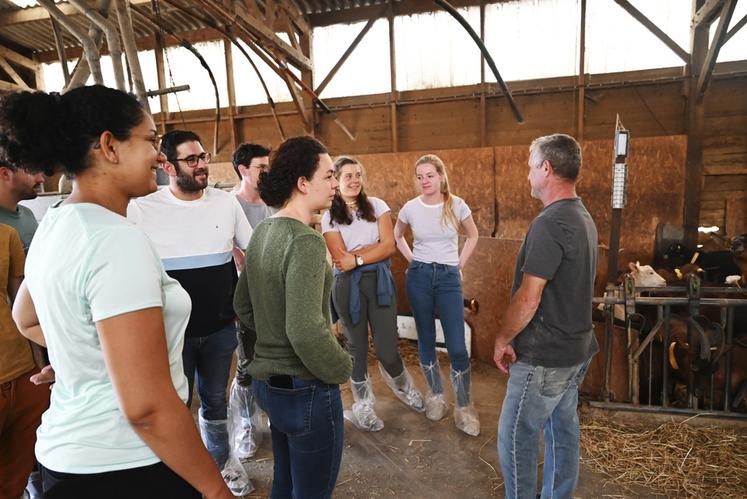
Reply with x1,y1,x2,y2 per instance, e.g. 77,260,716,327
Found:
3,86,231,498
322,156,424,431
394,154,481,436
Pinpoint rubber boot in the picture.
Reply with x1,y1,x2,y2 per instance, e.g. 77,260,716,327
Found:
420,361,448,421
378,362,425,412
451,366,480,436
344,377,384,431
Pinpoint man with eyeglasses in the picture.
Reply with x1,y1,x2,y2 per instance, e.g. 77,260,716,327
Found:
127,130,252,477
226,143,276,460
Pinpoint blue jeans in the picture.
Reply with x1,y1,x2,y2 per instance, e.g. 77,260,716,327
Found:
498,359,591,499
405,261,469,374
255,376,344,499
182,323,238,466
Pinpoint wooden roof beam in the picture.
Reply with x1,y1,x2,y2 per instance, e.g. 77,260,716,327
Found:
696,0,737,98
0,55,31,89
723,12,747,45
613,0,689,63
692,0,725,28
314,3,386,96
0,0,152,27
0,45,37,70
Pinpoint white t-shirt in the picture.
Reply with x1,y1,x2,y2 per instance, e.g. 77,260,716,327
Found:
321,197,390,251
398,196,471,266
25,203,191,473
128,186,252,267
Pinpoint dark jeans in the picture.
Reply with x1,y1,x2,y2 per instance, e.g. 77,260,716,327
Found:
255,376,344,499
40,462,199,499
182,322,238,419
405,261,469,373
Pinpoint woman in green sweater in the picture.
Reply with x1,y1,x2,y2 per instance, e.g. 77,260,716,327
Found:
234,136,352,499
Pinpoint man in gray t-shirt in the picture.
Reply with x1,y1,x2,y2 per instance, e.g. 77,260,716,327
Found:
230,142,276,459
0,165,45,253
494,134,598,499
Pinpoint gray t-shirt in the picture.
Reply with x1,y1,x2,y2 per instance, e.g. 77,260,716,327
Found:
0,205,38,253
236,195,276,229
511,197,599,368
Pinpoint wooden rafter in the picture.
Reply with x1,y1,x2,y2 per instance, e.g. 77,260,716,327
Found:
696,0,737,98
0,0,152,26
314,3,386,96
692,0,725,28
0,55,31,89
0,46,36,70
724,12,747,45
613,0,689,63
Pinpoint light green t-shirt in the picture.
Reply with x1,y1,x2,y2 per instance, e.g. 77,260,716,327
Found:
25,203,192,474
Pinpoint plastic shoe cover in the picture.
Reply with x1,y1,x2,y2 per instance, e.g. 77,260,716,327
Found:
344,378,384,431
229,379,263,459
377,362,425,412
25,471,43,499
424,392,449,421
223,406,255,496
221,455,255,497
198,414,230,468
454,405,480,436
451,367,480,436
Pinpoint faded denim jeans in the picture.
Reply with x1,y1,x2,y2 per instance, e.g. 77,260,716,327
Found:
498,359,591,499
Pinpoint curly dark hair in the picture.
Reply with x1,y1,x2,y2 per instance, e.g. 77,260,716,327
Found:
232,143,270,180
0,85,144,176
328,156,375,226
258,136,328,208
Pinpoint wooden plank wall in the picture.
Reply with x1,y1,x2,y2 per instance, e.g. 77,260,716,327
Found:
339,136,685,362
163,68,746,236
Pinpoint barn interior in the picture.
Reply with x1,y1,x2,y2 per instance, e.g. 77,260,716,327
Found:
2,0,747,497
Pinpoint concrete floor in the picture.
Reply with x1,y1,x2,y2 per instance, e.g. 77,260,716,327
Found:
212,358,663,499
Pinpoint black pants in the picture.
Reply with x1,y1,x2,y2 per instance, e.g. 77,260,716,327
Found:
40,462,200,499
235,321,257,387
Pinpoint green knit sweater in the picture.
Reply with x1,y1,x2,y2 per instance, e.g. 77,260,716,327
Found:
234,217,352,385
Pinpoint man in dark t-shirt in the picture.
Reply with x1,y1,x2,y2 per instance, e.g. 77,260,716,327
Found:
493,134,598,499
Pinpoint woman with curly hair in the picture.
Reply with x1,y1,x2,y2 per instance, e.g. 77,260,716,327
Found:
2,86,231,498
233,136,351,498
322,156,424,432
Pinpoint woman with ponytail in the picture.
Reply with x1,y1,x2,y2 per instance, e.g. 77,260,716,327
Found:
322,156,424,432
393,154,481,436
2,86,231,498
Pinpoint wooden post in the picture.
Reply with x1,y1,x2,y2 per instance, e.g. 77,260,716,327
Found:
479,0,486,147
300,28,314,135
154,31,168,134
224,38,238,151
115,0,149,110
50,17,70,86
577,0,586,141
388,0,398,152
684,0,709,245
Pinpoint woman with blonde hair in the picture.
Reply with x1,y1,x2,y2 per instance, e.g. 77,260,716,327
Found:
393,154,480,436
322,156,424,432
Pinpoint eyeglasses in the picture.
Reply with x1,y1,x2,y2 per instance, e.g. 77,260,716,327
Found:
173,152,212,168
251,163,269,172
132,133,162,151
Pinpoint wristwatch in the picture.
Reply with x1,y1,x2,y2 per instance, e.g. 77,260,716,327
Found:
355,254,364,267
